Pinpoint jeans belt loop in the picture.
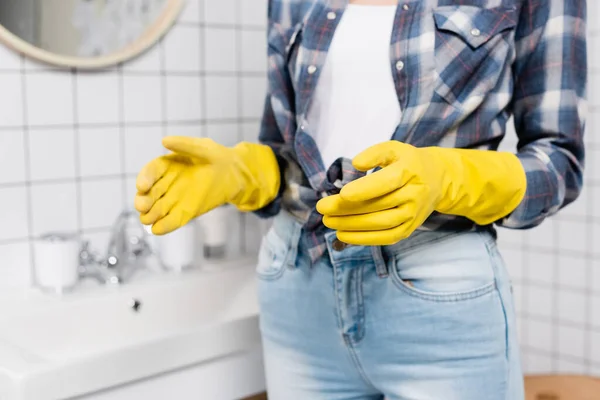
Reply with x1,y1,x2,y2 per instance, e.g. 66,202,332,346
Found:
286,221,303,270
371,246,389,278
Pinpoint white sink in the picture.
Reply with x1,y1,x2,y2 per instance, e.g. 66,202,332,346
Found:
0,258,261,400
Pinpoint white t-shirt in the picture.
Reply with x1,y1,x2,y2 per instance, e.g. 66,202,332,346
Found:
306,4,401,169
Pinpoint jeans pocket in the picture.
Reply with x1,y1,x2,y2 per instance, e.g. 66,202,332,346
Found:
389,231,497,302
256,225,292,281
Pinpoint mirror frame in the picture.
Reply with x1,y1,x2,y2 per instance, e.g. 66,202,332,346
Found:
0,0,184,69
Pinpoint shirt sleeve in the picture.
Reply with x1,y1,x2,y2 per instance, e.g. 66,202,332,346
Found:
253,94,289,218
252,1,296,218
497,0,587,229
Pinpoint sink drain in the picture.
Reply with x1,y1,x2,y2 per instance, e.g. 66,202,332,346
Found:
129,298,142,312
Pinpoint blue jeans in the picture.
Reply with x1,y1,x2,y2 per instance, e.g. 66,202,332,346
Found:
257,212,524,400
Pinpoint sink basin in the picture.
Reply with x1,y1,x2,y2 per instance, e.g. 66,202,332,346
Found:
0,258,261,400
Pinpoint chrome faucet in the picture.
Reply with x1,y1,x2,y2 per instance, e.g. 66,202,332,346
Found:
79,209,154,285
79,241,120,285
105,209,153,282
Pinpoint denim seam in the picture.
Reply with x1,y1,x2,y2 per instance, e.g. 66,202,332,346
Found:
332,255,374,389
331,256,376,264
256,219,302,281
285,222,303,270
371,246,389,278
477,229,499,248
256,267,287,281
389,254,496,302
342,335,379,391
354,266,365,343
481,232,510,399
481,233,510,361
384,230,465,259
332,260,345,333
256,241,287,281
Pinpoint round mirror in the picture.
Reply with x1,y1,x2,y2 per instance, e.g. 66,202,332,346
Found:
0,0,183,69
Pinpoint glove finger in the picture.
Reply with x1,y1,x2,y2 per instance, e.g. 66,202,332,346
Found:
136,155,175,193
336,224,412,246
322,207,411,231
317,194,354,216
151,208,196,235
139,180,183,225
144,170,225,232
317,193,390,216
162,136,223,163
340,164,411,203
332,184,431,245
152,183,223,235
318,185,421,216
351,141,412,171
134,169,179,214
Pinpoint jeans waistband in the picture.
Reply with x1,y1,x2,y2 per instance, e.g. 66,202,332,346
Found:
270,211,494,276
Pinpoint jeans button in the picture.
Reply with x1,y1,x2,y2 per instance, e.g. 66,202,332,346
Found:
332,239,347,251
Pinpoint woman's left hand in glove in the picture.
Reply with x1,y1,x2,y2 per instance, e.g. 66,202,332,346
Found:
316,141,527,246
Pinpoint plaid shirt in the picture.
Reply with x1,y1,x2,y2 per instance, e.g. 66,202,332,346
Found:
256,0,587,261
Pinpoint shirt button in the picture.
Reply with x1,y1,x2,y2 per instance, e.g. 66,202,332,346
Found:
307,65,317,74
395,60,405,71
327,11,336,20
332,239,347,252
470,28,481,37
402,4,409,10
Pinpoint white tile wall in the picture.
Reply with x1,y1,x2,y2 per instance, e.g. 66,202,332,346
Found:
122,76,163,123
205,28,237,71
26,72,75,126
204,0,237,24
0,0,268,289
76,74,121,124
499,4,600,375
78,127,122,177
165,76,204,121
0,74,24,127
163,25,202,72
0,131,27,184
28,129,76,181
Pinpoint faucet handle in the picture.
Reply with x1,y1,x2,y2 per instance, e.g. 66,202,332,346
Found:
105,209,155,279
79,240,104,267
78,240,120,285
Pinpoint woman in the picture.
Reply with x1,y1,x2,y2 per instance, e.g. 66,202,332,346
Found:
134,0,587,398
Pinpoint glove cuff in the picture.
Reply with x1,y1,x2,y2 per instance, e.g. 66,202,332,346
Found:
431,148,527,225
230,142,281,211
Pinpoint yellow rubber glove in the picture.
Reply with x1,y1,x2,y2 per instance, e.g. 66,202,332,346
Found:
135,136,280,235
316,141,527,246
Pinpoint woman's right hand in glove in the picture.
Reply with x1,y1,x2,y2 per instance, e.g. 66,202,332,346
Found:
134,136,280,235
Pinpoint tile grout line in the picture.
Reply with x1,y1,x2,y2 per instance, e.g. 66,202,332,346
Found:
160,34,168,142
521,345,600,368
197,0,208,248
0,173,140,188
72,68,84,236
19,53,36,286
0,116,263,131
0,69,267,78
520,229,530,368
515,314,600,338
551,218,560,371
118,63,128,208
198,0,207,138
235,0,247,255
583,146,596,372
